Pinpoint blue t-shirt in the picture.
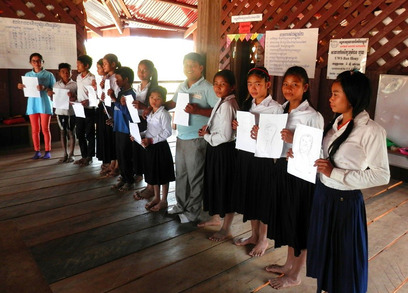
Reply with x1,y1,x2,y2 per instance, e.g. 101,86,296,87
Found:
25,69,56,115
113,88,136,134
172,77,218,140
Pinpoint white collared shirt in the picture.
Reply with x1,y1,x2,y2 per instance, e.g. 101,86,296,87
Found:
320,110,390,190
76,72,96,108
144,106,172,144
135,82,150,115
281,100,324,157
204,94,239,147
250,95,283,115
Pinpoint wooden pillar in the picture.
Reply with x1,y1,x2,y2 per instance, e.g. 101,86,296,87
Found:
196,0,222,81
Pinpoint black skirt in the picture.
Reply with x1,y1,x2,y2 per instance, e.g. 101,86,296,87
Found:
96,104,116,163
307,180,368,293
268,159,315,257
203,141,237,217
143,140,175,185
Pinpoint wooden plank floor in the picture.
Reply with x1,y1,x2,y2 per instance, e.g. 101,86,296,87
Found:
1,139,408,293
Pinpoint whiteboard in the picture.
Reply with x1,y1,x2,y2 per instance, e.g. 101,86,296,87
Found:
0,17,77,70
375,74,408,147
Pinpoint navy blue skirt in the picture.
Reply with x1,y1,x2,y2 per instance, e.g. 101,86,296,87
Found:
143,141,175,185
307,180,368,293
203,141,236,217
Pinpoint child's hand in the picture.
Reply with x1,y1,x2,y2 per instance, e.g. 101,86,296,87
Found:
47,89,54,97
142,107,152,119
100,79,105,89
141,138,152,147
250,125,259,140
17,83,25,90
92,79,97,89
106,118,113,127
81,99,89,107
100,92,105,101
314,159,333,177
286,148,294,160
129,135,135,142
132,100,146,109
37,84,46,91
232,119,238,130
281,129,294,143
107,88,113,97
198,125,208,136
184,103,200,114
120,96,126,106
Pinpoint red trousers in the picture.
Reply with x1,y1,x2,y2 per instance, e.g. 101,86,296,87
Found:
29,113,52,151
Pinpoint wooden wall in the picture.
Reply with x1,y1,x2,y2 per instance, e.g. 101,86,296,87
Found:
219,0,408,123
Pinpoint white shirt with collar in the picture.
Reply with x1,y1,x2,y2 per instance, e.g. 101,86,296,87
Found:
144,106,172,144
281,100,324,157
250,95,283,115
76,72,96,109
135,82,150,115
204,94,239,147
320,110,390,190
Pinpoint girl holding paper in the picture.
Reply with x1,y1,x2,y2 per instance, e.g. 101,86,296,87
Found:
307,71,390,293
232,66,283,257
265,66,323,290
197,69,239,241
17,52,56,159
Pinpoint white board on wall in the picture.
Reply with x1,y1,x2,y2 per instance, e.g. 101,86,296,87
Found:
0,17,77,70
375,74,408,147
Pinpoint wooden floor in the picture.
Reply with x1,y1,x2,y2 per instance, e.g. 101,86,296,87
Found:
1,139,408,293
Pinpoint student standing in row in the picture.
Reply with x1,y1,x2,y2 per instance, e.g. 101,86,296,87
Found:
166,52,218,223
133,60,158,200
307,70,390,293
232,67,283,257
17,53,55,159
142,86,175,212
48,63,77,163
197,69,239,241
74,55,96,166
265,66,324,289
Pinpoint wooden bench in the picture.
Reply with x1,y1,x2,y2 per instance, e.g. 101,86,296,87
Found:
0,221,52,293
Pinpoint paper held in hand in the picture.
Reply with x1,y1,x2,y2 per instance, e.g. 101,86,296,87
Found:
52,88,70,110
173,92,189,126
125,95,140,123
21,76,41,98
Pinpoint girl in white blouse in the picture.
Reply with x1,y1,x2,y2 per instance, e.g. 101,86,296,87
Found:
307,70,390,293
140,86,175,212
197,70,239,241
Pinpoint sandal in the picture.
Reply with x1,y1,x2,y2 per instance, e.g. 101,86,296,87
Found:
133,187,154,200
59,155,68,163
66,155,75,163
150,200,168,212
119,183,133,192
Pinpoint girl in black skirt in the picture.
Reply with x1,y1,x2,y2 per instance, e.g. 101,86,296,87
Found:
308,71,390,293
232,67,283,257
197,69,239,241
264,66,324,289
141,86,175,212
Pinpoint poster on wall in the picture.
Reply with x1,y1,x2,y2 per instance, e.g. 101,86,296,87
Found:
0,17,77,69
375,74,408,148
264,28,319,78
327,38,369,79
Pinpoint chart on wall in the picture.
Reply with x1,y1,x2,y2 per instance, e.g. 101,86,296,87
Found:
375,74,408,147
0,17,77,70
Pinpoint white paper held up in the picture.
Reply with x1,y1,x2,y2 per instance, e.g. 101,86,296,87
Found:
72,102,85,118
174,92,189,126
21,76,41,98
52,88,70,110
125,95,140,123
236,111,256,153
255,113,288,158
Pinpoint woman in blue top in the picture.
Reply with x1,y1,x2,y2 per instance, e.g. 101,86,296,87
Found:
17,53,56,159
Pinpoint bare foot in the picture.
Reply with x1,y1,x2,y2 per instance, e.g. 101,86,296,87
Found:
269,275,301,290
209,228,231,242
249,239,268,257
145,199,160,210
265,264,292,275
150,200,168,212
234,235,257,246
197,217,221,228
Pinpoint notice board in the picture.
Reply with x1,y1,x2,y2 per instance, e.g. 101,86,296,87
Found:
0,17,77,70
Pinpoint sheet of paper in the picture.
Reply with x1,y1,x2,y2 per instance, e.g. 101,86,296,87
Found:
235,111,256,153
21,76,41,97
72,102,85,118
129,122,142,145
125,95,140,123
287,124,323,184
52,88,70,110
86,86,99,107
104,79,112,106
173,92,189,126
255,113,288,158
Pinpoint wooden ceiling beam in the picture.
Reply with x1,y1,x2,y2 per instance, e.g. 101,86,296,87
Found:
154,0,198,11
102,0,123,34
114,0,132,18
184,22,197,38
122,17,187,32
85,20,104,37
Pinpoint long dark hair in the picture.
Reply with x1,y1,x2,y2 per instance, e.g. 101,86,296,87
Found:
139,59,158,100
325,70,371,165
282,66,313,113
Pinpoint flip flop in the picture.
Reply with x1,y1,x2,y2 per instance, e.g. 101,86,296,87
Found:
150,201,168,212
